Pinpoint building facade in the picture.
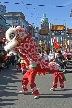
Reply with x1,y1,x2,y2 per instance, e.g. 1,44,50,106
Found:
0,3,6,15
0,15,6,49
33,27,39,46
39,13,50,49
0,4,6,49
4,12,29,31
40,13,49,29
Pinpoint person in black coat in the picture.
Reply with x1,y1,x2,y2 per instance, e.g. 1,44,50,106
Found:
55,50,66,69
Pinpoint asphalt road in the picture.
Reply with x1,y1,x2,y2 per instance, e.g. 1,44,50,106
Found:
0,65,72,108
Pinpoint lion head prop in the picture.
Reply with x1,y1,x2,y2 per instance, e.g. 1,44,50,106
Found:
4,26,27,52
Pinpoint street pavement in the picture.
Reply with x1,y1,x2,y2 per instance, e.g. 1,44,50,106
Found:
0,65,72,108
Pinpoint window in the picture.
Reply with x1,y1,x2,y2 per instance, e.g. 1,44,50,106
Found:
23,25,24,28
7,18,12,20
6,19,12,25
13,17,18,25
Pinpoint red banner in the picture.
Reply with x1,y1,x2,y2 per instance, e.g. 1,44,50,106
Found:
53,38,60,49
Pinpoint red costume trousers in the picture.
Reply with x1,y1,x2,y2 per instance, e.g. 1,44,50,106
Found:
52,71,64,88
22,68,39,96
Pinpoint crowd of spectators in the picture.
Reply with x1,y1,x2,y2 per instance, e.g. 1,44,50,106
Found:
0,50,19,71
0,47,72,71
38,47,72,69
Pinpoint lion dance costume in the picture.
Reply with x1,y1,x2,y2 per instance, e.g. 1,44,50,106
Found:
4,26,65,99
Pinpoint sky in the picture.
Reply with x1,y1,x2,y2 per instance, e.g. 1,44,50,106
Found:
1,0,72,28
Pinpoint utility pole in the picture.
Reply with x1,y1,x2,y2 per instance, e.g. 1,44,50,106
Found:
64,22,67,48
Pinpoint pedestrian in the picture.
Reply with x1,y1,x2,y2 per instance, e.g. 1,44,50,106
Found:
43,50,49,62
20,59,27,74
48,50,54,62
15,58,21,72
1,52,5,68
0,52,4,71
10,53,15,66
5,53,9,68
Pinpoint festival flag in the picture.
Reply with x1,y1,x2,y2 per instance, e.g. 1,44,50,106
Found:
44,43,47,51
38,40,42,47
53,38,60,49
63,40,67,47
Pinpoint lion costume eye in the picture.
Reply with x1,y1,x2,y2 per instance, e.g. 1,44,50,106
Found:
10,33,15,39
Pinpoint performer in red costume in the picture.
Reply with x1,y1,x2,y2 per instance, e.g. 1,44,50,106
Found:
15,49,39,99
22,60,39,99
50,71,65,91
49,51,66,91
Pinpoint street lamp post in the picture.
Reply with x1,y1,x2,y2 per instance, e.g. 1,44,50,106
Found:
49,23,52,49
63,20,67,48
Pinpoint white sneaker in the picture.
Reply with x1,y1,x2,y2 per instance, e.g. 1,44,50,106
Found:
50,88,55,91
34,95,39,99
19,90,28,94
61,88,65,91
